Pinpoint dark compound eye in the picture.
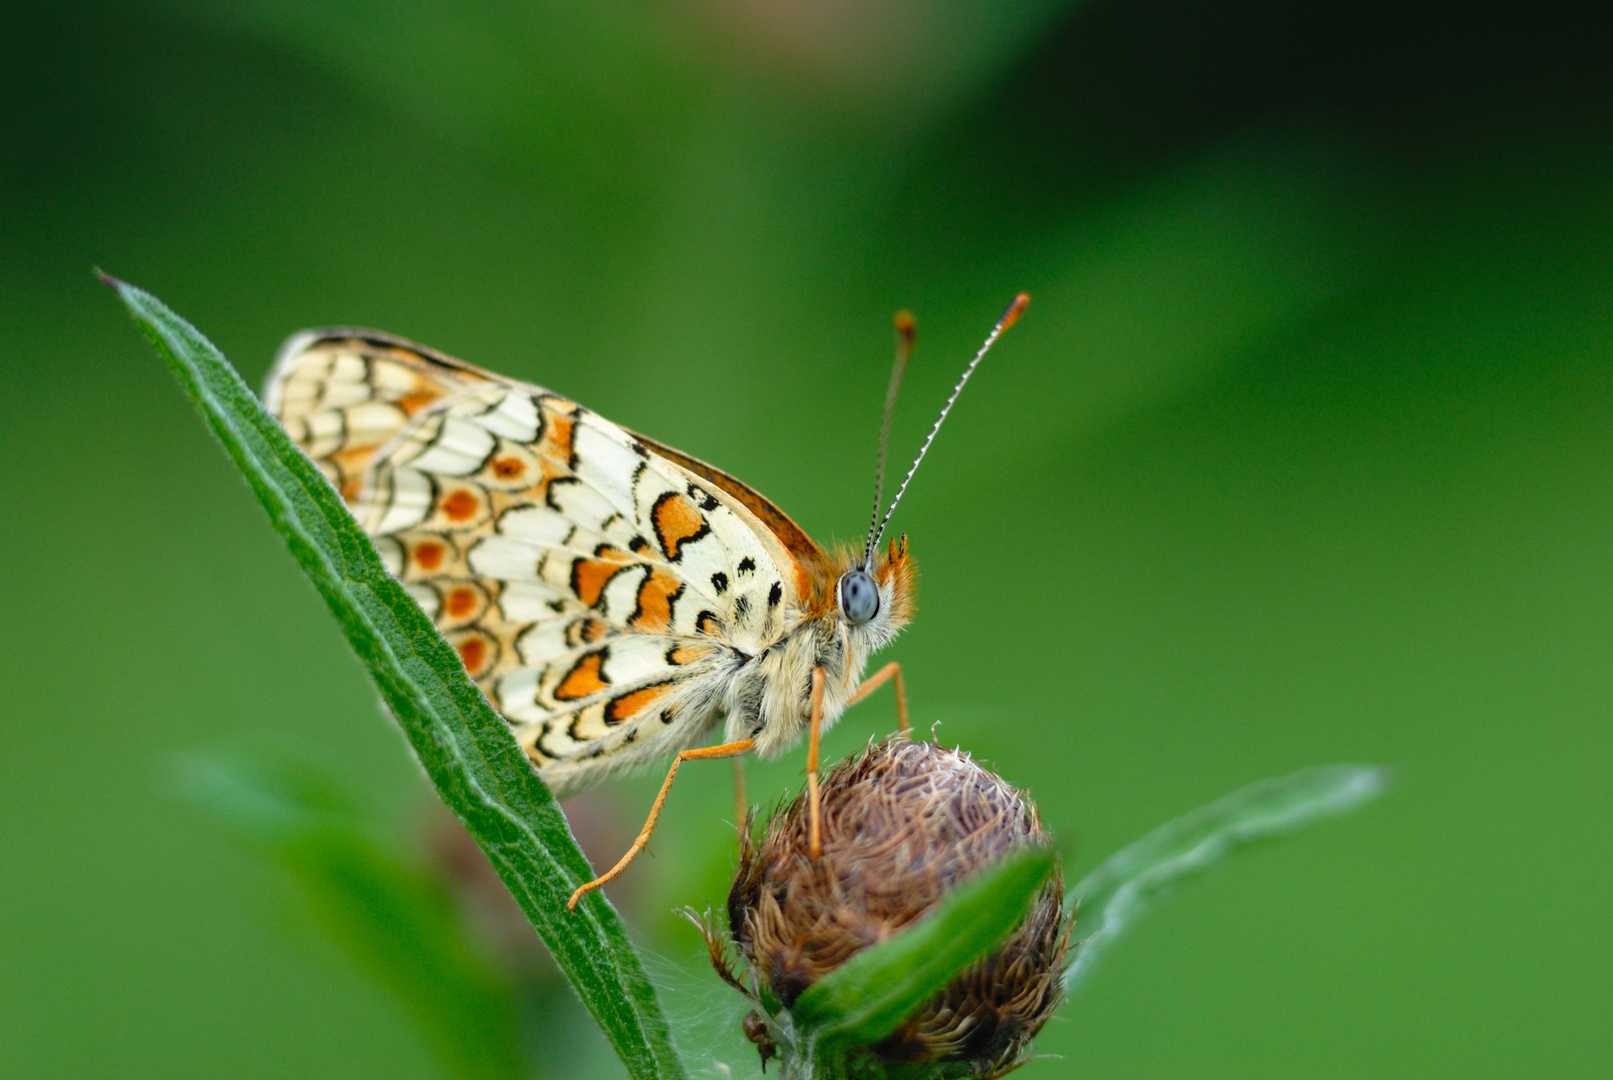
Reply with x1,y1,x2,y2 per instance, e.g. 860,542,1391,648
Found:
837,570,881,626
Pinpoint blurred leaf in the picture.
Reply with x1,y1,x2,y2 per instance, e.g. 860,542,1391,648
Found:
1066,764,1389,990
790,844,1057,1069
106,277,688,1080
176,753,527,1080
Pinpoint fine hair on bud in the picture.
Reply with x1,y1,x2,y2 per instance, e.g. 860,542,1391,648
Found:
719,735,1069,1077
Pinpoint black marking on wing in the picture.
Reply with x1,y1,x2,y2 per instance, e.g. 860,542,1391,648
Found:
711,572,729,594
738,557,756,575
687,482,720,512
767,581,783,608
565,404,587,471
529,394,549,445
630,460,648,506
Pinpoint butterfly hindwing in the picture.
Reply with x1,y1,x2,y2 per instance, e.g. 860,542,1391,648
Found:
266,331,809,793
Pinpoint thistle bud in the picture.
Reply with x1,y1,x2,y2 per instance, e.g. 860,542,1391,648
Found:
722,736,1069,1077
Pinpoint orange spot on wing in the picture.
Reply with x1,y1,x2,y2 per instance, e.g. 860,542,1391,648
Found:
571,547,633,608
398,391,439,415
543,408,576,463
651,492,707,560
414,541,445,571
491,456,525,479
457,636,487,673
630,569,682,632
667,643,715,666
445,586,478,618
605,682,674,725
441,489,479,522
555,652,609,701
581,619,611,643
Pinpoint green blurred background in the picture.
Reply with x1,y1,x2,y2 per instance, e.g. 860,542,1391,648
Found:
4,0,1612,1076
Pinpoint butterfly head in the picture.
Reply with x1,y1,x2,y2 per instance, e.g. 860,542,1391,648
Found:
832,536,912,647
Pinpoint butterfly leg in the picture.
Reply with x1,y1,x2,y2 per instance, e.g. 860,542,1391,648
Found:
846,661,909,732
566,738,757,911
807,667,826,858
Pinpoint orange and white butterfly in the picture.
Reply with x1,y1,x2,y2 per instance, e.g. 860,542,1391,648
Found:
265,295,1026,906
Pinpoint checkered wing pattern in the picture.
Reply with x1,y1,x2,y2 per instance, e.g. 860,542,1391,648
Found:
266,330,807,793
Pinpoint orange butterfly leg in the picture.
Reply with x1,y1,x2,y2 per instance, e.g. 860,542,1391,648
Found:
846,661,909,732
807,667,826,858
566,738,757,911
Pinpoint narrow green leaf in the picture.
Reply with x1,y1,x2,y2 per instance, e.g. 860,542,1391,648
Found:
107,276,687,1080
1067,763,1388,990
176,753,527,1080
792,845,1057,1056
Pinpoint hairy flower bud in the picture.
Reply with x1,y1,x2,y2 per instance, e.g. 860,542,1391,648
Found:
719,736,1069,1077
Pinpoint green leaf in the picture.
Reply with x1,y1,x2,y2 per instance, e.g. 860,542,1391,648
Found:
106,275,687,1080
176,753,527,1080
1067,763,1388,990
790,845,1058,1064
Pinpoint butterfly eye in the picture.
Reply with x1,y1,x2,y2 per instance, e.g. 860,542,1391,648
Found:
837,570,881,626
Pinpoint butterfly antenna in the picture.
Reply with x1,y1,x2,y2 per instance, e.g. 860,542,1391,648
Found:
868,293,1028,556
864,310,916,568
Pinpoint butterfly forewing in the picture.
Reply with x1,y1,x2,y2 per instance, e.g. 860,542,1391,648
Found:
266,331,805,793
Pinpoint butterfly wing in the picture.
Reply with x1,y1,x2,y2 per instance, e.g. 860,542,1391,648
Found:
264,329,488,501
266,330,821,794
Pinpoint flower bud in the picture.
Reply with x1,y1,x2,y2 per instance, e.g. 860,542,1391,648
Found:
723,736,1069,1076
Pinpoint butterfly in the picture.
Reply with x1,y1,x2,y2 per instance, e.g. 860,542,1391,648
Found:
264,294,1027,908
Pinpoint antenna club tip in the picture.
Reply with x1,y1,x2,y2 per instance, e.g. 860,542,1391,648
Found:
1000,293,1030,332
894,309,916,342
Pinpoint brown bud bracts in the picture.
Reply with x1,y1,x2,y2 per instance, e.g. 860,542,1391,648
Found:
718,736,1070,1078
